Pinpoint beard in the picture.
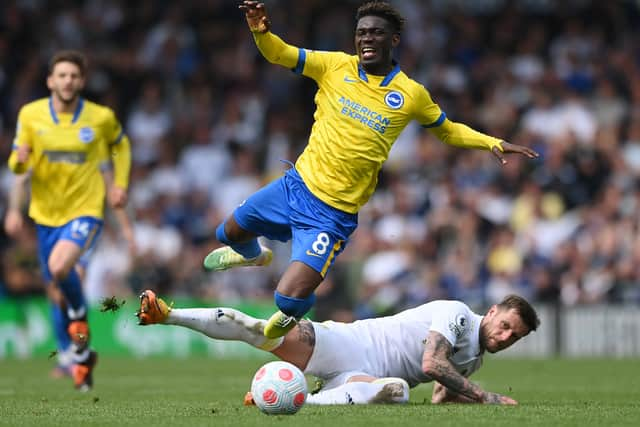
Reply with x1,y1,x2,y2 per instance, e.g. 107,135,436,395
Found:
479,323,498,353
53,88,79,105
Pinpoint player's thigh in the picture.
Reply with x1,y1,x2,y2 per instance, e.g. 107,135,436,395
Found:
48,240,83,275
303,321,371,381
232,176,292,242
49,217,103,275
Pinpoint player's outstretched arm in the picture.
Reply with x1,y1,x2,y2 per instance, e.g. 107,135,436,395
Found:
422,331,517,405
428,119,539,165
3,172,30,238
239,1,271,34
490,141,539,165
239,0,299,69
113,208,137,256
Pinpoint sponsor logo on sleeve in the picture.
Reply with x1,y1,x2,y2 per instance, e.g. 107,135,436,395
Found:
448,314,468,338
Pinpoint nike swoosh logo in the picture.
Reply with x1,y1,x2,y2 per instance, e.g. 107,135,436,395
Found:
344,76,358,83
305,250,323,258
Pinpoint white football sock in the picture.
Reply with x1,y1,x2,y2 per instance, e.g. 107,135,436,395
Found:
166,308,283,351
305,379,409,405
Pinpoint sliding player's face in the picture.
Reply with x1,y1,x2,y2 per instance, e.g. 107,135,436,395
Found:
47,61,85,104
354,15,399,73
480,307,530,353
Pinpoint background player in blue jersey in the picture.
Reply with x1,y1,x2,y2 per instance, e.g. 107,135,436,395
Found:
5,50,132,390
202,1,539,339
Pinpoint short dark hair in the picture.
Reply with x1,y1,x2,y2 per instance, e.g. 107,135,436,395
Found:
356,1,405,34
49,50,88,76
497,294,540,332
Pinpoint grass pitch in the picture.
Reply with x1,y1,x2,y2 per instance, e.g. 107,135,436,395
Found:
1,357,639,426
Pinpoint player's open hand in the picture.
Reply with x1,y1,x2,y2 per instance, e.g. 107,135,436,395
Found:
482,391,518,405
109,186,128,209
3,209,24,238
239,1,271,33
16,145,31,164
491,141,539,165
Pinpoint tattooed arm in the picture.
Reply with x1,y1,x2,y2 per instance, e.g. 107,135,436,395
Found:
431,382,478,404
422,331,517,405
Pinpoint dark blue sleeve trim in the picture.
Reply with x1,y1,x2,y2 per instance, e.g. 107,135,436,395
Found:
112,130,124,145
421,112,447,128
292,48,306,74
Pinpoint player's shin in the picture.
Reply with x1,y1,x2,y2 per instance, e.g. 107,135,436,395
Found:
50,303,72,373
165,308,284,351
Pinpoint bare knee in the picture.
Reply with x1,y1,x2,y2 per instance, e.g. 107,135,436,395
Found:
49,259,73,282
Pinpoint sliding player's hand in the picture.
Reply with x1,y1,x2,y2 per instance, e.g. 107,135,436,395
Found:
239,1,271,33
482,391,518,405
492,141,539,165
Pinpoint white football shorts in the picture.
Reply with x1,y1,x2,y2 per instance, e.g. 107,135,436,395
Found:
304,320,374,390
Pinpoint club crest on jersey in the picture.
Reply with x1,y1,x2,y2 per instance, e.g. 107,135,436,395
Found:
79,127,95,143
449,314,468,338
384,91,404,109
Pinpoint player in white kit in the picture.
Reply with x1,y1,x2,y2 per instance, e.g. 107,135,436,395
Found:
137,291,539,405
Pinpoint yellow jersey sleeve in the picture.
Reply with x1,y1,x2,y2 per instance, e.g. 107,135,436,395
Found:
412,84,447,128
253,31,299,69
429,118,503,152
8,107,34,174
103,108,131,189
413,84,502,151
252,31,347,82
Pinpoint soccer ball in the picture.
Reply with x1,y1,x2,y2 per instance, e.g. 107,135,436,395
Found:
250,361,307,415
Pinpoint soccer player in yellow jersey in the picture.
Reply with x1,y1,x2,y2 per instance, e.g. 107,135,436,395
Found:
201,1,538,339
5,50,132,391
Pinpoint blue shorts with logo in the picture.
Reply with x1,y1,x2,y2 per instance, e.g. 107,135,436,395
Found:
36,216,103,282
233,168,358,277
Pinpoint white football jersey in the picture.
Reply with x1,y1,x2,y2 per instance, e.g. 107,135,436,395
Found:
308,300,484,388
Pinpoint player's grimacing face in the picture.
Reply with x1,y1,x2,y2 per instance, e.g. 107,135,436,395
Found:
481,307,530,353
47,61,85,103
354,15,399,72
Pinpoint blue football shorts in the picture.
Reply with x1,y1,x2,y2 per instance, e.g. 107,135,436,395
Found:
36,216,103,282
233,168,358,277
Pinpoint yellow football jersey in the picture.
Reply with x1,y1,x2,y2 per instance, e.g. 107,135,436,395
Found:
254,32,502,214
8,97,130,226
295,51,446,213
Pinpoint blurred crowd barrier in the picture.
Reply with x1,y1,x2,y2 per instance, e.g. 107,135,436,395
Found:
2,1,640,316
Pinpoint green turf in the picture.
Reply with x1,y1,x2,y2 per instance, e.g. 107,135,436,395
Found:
0,357,638,426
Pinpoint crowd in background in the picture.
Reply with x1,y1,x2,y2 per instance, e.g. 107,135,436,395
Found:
1,0,640,321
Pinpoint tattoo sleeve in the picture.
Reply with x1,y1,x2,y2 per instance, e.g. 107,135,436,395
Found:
297,320,316,347
422,331,486,403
